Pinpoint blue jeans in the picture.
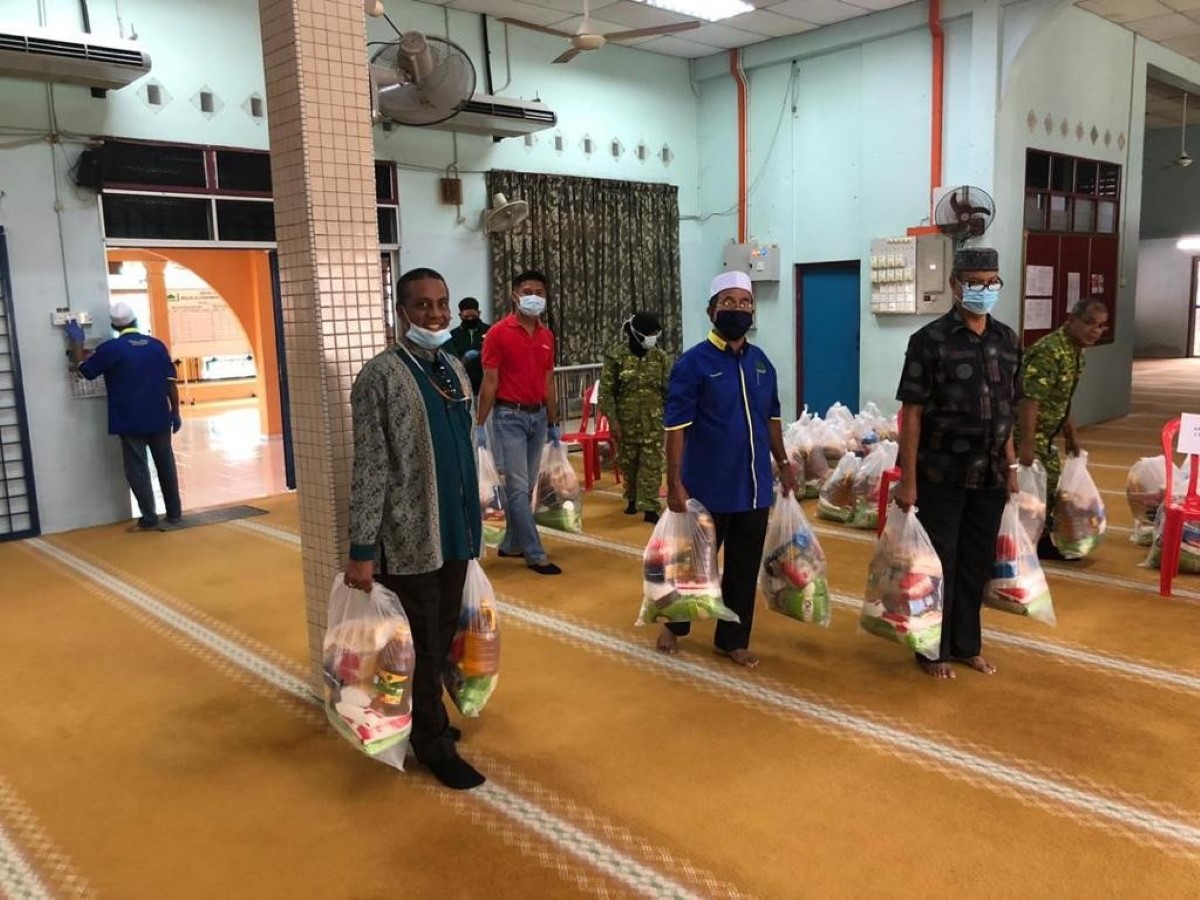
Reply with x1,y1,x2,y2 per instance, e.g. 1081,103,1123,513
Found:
492,405,548,565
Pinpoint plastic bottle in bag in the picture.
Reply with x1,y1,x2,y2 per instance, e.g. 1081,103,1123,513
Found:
637,499,738,625
760,491,831,626
860,505,944,660
1051,451,1107,559
985,497,1056,625
445,561,500,717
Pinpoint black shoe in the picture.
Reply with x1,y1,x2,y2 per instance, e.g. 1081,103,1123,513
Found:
529,562,562,575
1037,534,1074,562
136,517,159,529
424,754,485,791
497,550,523,559
643,511,660,525
624,501,638,515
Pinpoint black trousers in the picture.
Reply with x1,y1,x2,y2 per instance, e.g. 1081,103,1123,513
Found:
667,507,770,653
376,560,468,766
914,480,1007,662
120,431,181,522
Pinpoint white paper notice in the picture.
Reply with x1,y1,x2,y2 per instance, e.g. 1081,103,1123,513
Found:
1026,265,1054,297
1179,413,1200,456
1024,296,1053,331
1067,272,1081,306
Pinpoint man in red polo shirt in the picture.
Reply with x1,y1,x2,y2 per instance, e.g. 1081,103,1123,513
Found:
476,269,562,575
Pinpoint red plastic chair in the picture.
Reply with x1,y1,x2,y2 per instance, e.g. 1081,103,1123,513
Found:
561,380,619,491
876,412,903,536
1159,417,1200,597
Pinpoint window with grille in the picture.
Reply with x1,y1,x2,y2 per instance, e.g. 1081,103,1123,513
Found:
0,228,40,540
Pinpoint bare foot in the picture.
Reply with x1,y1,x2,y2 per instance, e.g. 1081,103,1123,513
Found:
717,648,760,669
917,658,955,679
656,627,678,655
953,655,997,675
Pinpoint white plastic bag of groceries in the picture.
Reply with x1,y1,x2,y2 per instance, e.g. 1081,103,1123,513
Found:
759,491,831,626
1125,455,1176,547
1016,460,1048,546
817,453,860,523
860,505,944,660
1051,451,1107,559
445,560,500,717
985,497,1056,626
637,499,738,626
477,447,506,550
322,576,414,771
533,442,583,534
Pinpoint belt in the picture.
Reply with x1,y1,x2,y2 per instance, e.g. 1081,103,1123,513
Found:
495,398,544,413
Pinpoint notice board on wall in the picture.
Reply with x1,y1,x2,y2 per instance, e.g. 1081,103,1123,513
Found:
1020,233,1118,348
167,289,250,358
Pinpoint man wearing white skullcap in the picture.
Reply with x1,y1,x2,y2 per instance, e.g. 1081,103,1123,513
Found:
657,270,797,668
65,303,183,529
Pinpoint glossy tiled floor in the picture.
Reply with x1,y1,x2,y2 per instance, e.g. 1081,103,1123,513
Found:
138,401,288,516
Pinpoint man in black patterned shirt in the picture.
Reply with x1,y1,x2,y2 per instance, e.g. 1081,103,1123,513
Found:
894,247,1021,680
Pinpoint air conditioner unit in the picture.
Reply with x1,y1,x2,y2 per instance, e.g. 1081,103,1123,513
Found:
422,94,557,139
0,27,151,90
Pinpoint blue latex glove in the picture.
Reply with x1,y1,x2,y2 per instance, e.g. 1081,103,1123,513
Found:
548,424,562,446
474,425,488,448
65,320,86,344
463,349,481,362
171,411,183,434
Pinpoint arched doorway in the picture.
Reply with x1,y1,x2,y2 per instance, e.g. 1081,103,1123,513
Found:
106,248,287,511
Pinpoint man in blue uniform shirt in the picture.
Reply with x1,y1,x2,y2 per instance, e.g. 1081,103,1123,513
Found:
657,271,796,669
67,302,183,529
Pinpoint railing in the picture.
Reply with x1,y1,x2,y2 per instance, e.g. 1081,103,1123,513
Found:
553,362,602,429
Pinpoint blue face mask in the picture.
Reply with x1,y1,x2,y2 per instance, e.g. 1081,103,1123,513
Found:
961,288,999,316
518,294,546,317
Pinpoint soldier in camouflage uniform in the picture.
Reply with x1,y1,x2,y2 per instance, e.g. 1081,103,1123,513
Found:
599,312,670,523
1017,297,1110,558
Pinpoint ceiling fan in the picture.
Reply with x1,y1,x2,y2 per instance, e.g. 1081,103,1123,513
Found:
1174,92,1194,169
501,0,701,65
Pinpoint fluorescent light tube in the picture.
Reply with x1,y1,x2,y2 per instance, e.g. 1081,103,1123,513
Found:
636,0,754,23
1176,236,1200,250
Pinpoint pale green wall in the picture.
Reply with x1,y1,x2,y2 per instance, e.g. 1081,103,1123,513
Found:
0,0,701,532
692,3,983,421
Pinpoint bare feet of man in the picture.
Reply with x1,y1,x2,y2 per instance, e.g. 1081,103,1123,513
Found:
717,647,759,669
917,658,956,679
952,655,997,675
655,627,678,655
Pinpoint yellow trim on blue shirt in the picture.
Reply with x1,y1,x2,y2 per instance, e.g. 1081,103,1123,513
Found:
706,330,727,351
664,421,692,431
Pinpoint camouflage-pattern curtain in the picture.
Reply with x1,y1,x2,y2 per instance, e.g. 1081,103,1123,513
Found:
485,170,682,366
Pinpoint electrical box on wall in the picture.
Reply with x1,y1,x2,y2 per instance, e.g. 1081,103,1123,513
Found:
723,241,780,281
869,233,951,315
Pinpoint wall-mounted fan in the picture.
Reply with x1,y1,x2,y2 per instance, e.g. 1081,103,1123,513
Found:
366,2,476,126
934,186,996,244
483,193,530,233
501,0,700,65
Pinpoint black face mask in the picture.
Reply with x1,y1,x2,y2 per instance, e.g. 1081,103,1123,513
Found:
461,319,480,330
714,310,753,341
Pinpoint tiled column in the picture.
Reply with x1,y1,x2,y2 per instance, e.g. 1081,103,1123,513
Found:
258,0,385,686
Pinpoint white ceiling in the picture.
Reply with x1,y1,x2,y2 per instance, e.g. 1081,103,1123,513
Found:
421,0,1200,127
1078,0,1200,63
422,0,915,58
1075,1,1200,128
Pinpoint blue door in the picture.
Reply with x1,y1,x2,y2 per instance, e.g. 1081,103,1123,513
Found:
797,263,860,415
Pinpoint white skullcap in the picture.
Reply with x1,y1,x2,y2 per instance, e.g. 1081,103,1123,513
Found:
709,270,753,300
110,301,136,327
